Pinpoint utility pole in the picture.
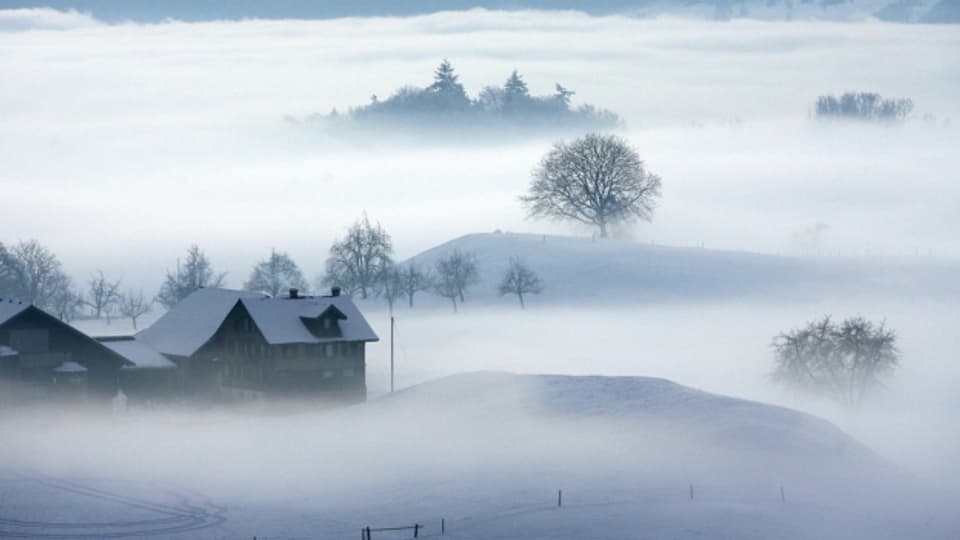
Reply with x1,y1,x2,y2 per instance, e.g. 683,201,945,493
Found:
390,315,395,393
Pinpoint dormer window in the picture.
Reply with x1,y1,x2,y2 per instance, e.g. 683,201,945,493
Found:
300,305,347,338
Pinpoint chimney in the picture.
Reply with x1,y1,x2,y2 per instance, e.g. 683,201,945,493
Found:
331,286,341,297
289,288,299,299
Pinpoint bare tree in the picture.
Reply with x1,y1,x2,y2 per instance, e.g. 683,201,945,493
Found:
322,214,393,300
86,270,121,319
51,278,85,322
521,133,662,238
772,316,899,407
498,257,543,309
380,265,404,314
119,290,152,330
156,245,227,309
244,249,308,297
434,249,479,308
433,267,461,312
400,263,432,308
7,240,73,312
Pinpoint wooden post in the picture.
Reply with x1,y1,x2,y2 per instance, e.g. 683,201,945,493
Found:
780,485,786,503
689,484,694,500
390,315,395,393
413,524,419,538
441,519,445,534
558,489,563,507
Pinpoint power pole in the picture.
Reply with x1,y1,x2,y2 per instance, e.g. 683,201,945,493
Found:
390,315,395,393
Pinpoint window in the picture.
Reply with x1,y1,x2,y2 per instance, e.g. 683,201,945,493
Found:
322,317,332,330
325,344,334,358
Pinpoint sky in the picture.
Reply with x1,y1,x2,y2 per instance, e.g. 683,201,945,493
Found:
0,8,958,292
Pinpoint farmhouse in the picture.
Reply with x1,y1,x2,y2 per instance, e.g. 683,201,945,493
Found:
115,286,379,402
0,298,131,396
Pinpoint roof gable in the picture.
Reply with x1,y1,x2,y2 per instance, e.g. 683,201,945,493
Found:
0,299,130,368
137,287,266,357
0,298,30,327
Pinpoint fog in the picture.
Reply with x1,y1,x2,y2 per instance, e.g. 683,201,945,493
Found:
1,7,959,538
1,9,958,291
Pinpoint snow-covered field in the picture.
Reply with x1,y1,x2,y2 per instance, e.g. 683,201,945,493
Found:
1,373,957,539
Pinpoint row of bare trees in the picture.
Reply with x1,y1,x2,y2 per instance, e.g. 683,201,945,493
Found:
0,240,153,327
320,215,543,312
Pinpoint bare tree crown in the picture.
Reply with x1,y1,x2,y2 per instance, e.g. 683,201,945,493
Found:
772,316,899,407
522,133,662,237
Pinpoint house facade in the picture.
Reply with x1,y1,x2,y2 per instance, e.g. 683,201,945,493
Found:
125,287,379,403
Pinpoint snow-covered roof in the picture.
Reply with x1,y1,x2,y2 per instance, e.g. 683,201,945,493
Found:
137,288,265,357
54,361,87,373
241,295,379,345
99,338,177,369
0,345,18,357
137,287,378,357
0,298,30,326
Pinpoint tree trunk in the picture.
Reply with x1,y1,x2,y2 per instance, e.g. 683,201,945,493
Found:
518,292,525,309
598,220,608,238
451,296,458,313
407,293,414,308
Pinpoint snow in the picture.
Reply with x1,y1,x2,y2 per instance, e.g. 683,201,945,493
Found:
242,294,379,345
0,297,29,326
136,288,379,358
99,338,177,370
400,232,960,308
52,361,87,373
135,288,264,357
0,344,17,357
1,372,955,539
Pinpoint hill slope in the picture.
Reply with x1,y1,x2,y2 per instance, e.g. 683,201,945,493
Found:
401,232,957,307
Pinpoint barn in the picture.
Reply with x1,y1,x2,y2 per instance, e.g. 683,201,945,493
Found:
0,297,131,397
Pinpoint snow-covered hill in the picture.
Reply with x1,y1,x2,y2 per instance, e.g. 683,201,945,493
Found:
400,232,958,308
1,372,956,539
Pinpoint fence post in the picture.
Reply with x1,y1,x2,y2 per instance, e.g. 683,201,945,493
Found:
780,485,786,503
558,489,563,507
689,484,694,500
365,526,371,540
414,524,419,538
442,519,445,534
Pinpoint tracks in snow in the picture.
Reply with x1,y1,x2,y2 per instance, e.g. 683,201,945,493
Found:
0,473,226,538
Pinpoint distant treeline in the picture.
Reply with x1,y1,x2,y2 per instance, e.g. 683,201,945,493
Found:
814,92,914,122
303,60,622,138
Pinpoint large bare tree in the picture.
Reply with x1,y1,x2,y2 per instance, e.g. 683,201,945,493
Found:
244,249,308,297
522,133,662,238
497,257,543,309
6,240,74,312
772,316,899,407
322,214,393,300
86,270,122,319
156,245,227,309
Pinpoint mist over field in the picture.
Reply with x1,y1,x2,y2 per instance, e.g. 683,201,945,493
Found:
1,6,959,539
0,9,958,290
